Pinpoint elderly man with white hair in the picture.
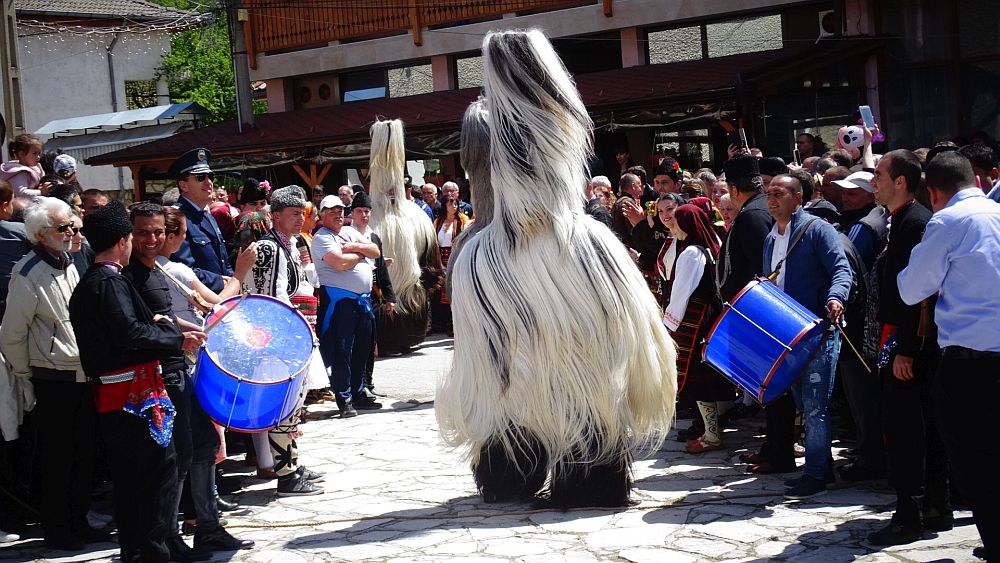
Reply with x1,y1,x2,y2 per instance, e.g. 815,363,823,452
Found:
586,175,613,227
0,197,105,550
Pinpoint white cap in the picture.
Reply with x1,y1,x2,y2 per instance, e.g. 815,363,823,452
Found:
319,194,345,210
832,171,874,193
53,154,77,175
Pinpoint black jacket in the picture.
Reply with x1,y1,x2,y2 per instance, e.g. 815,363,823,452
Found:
717,192,773,300
371,232,396,306
876,201,931,356
69,264,184,378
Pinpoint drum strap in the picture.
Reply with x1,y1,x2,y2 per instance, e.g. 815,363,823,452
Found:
767,218,818,283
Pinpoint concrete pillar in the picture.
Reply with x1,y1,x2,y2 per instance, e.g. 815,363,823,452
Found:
431,54,455,92
620,27,643,68
265,77,294,112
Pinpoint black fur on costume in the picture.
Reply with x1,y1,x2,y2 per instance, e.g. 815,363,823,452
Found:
436,30,677,508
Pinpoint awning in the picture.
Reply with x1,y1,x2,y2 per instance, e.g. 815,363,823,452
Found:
87,38,881,169
36,102,210,135
44,123,189,163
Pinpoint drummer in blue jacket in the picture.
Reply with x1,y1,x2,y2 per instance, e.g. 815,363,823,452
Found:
169,148,232,293
762,174,852,500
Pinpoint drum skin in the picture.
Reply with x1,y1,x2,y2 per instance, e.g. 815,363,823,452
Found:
193,295,313,432
703,279,826,403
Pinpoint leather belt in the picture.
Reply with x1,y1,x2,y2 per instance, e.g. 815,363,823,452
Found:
942,346,1000,360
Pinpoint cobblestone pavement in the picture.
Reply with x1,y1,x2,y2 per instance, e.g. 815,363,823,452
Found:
1,334,984,562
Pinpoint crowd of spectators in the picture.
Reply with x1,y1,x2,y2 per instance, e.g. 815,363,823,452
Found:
0,120,997,562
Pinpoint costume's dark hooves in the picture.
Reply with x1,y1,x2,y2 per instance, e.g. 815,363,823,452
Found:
474,429,548,503
547,457,633,509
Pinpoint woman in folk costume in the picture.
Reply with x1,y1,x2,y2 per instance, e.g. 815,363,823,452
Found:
368,120,443,355
660,204,733,454
436,29,677,508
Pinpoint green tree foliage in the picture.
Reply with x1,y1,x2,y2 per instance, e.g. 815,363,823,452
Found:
158,18,237,123
153,1,265,124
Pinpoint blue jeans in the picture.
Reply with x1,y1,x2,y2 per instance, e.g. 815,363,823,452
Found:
318,290,375,402
791,328,842,481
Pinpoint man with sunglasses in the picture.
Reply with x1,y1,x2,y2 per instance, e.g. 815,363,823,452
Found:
169,149,232,293
0,197,107,550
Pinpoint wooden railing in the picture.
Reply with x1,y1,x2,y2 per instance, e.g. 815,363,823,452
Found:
244,0,611,64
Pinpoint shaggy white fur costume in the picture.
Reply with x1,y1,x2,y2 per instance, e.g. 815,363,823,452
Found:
368,119,442,353
436,29,677,507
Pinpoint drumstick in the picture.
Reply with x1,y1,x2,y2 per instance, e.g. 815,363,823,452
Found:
831,321,872,374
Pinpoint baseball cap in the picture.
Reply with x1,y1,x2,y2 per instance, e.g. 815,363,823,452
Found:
53,154,77,176
832,171,874,193
319,194,345,211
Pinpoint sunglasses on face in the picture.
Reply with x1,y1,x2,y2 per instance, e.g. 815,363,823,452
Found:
192,173,214,182
56,223,80,235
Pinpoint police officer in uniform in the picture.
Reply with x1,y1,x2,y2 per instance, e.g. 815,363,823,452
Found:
169,149,232,292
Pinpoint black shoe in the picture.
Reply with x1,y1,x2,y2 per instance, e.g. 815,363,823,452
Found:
784,472,835,488
182,519,228,536
867,520,923,546
923,508,954,532
215,474,243,495
973,546,987,560
353,398,382,410
216,495,240,512
336,398,358,418
74,525,112,544
193,526,254,552
44,533,84,551
297,466,325,483
784,475,827,499
167,535,212,562
276,473,324,496
838,462,885,482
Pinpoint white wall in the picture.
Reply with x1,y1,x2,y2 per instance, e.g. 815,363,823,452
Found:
17,28,174,191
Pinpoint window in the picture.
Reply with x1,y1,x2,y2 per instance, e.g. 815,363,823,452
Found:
125,80,158,110
648,26,702,64
388,64,433,98
341,69,387,103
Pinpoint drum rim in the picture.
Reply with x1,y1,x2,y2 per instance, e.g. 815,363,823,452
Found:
201,293,314,384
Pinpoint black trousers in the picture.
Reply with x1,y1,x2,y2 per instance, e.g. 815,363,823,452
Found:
934,348,1000,555
761,392,796,468
164,373,219,534
32,377,96,538
881,346,949,522
839,354,885,469
100,410,176,563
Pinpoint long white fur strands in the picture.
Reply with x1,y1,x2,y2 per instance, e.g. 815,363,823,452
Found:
437,29,677,485
368,119,437,315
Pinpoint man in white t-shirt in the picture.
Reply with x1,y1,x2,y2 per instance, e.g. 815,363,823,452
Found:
311,195,381,418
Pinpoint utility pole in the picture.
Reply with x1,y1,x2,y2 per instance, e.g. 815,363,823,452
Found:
0,0,25,141
226,0,255,133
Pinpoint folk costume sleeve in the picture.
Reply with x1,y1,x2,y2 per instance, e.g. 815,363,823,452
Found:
663,247,707,332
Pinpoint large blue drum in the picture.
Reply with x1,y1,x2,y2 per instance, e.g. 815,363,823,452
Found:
703,278,826,403
193,294,314,432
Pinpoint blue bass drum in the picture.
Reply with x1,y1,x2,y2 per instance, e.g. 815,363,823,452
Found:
702,278,826,403
193,294,313,432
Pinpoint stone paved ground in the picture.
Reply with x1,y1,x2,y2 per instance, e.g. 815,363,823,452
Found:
0,334,984,562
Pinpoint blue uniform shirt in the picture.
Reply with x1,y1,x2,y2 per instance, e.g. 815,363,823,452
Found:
897,188,1000,352
170,196,232,292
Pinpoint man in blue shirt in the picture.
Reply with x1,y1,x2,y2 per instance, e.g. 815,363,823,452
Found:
762,174,852,499
898,152,1000,562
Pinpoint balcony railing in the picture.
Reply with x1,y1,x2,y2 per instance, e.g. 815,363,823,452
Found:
244,0,612,65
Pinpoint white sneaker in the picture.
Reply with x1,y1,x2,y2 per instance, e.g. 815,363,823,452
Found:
0,530,20,542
